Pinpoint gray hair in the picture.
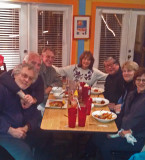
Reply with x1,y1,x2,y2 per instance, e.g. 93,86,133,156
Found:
12,63,38,83
104,56,120,65
23,52,42,63
41,47,55,56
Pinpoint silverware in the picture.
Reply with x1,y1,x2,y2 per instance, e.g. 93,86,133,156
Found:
89,123,108,127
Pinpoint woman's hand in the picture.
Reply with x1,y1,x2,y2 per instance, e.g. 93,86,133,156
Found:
108,103,115,111
119,129,132,137
114,104,121,114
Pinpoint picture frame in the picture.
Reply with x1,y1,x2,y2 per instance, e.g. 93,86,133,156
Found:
73,15,91,39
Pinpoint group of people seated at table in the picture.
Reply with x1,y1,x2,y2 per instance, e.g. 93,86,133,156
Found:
0,47,145,160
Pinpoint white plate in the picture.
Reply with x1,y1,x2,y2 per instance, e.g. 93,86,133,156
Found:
52,87,63,93
92,97,109,107
45,99,67,109
91,87,104,95
92,110,117,123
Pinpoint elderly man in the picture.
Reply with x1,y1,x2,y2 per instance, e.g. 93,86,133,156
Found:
103,56,124,109
40,47,62,104
0,63,50,160
0,52,44,107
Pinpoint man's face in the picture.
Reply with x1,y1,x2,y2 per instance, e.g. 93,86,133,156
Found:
104,59,119,75
27,56,41,73
41,50,55,67
14,67,35,90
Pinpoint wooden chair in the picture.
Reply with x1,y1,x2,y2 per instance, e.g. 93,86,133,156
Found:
0,63,7,75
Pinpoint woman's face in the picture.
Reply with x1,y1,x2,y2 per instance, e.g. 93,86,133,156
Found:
135,74,145,93
82,56,91,70
122,67,135,82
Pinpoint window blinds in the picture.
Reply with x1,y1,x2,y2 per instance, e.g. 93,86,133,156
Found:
0,8,20,70
38,10,63,67
98,13,122,72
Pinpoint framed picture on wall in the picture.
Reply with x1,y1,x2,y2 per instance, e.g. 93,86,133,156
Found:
73,15,91,39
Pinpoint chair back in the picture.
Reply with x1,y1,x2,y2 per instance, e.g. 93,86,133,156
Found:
0,55,7,74
0,55,4,66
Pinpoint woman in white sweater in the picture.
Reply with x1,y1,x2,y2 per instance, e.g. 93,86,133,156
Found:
53,51,107,86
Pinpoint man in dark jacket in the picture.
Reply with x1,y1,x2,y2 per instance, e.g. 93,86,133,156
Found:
103,56,124,110
0,63,50,160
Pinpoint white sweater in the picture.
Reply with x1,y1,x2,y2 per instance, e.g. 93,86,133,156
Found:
53,64,107,86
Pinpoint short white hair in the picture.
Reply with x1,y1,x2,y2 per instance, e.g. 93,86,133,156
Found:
12,63,38,83
23,52,42,63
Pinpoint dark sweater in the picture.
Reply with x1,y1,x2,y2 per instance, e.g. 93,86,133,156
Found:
0,84,41,135
121,90,145,138
103,68,124,103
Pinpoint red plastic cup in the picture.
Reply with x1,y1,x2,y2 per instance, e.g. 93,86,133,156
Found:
78,105,87,127
86,97,92,115
68,107,77,128
82,86,91,103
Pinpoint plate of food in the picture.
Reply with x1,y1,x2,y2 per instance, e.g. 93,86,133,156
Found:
92,110,117,123
92,97,109,107
91,87,104,95
46,99,67,109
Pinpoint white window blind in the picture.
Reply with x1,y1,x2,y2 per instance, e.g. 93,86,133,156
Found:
0,8,20,70
98,13,122,72
38,10,63,67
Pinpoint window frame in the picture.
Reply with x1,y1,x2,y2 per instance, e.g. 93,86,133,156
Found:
29,4,73,67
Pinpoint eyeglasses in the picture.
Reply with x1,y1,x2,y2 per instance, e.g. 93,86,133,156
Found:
104,63,115,68
21,73,34,81
136,78,145,83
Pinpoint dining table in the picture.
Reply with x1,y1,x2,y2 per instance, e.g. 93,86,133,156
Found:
40,93,118,133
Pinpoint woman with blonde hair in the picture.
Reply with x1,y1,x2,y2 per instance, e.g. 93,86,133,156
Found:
113,61,139,114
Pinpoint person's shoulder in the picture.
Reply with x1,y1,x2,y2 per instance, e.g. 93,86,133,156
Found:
39,63,45,72
0,69,12,77
0,83,7,92
32,74,44,85
51,66,57,72
37,75,44,82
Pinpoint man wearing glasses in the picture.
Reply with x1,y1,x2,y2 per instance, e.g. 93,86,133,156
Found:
0,63,50,160
39,47,62,106
0,52,44,108
103,56,124,110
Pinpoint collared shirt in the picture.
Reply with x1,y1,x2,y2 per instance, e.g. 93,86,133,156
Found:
40,63,62,89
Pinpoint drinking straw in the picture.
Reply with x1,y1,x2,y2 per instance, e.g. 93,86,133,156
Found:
75,97,81,109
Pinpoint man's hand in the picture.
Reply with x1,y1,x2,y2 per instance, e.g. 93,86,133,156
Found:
21,99,32,109
8,126,29,139
21,95,37,109
24,95,36,104
45,86,52,95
